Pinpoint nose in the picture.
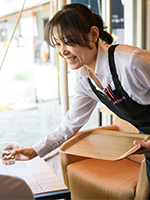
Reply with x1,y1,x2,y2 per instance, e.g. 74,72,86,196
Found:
58,43,69,56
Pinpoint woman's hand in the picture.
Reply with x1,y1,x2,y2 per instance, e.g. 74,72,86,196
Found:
133,140,150,154
11,147,38,161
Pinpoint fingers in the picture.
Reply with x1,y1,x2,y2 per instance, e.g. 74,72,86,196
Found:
11,148,24,157
133,140,142,146
133,140,150,154
11,147,38,161
11,149,28,161
134,140,150,149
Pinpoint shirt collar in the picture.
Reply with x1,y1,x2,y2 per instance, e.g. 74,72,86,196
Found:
95,41,110,76
79,66,90,77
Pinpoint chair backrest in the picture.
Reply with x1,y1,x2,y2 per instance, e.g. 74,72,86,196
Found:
0,175,35,200
113,116,139,133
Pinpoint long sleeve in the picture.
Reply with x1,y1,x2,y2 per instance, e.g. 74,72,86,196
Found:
33,72,98,157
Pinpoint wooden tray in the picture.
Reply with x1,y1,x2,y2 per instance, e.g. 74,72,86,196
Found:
60,129,150,161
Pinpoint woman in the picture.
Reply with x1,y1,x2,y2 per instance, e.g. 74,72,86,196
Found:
12,3,150,185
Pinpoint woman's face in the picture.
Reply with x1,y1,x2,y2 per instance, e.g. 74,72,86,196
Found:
54,29,98,71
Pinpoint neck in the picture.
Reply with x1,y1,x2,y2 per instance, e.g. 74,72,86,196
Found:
85,48,97,73
86,64,95,74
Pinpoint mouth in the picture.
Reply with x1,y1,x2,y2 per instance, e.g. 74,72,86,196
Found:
66,56,76,62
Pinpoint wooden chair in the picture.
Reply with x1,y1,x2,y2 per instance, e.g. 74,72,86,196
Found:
60,116,150,200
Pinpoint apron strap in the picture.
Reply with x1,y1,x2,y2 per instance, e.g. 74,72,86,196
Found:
88,44,120,99
108,44,119,79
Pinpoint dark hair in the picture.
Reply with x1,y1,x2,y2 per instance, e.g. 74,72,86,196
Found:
45,3,113,49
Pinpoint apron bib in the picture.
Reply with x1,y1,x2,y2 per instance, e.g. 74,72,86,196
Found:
88,45,150,134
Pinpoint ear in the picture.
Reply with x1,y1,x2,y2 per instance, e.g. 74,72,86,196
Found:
89,26,99,42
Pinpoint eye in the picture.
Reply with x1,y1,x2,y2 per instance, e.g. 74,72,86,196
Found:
53,37,61,47
64,41,73,46
64,41,70,45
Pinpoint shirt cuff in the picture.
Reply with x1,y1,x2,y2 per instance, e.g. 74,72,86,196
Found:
32,138,50,158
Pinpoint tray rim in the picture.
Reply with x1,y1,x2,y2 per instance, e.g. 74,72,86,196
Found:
60,129,150,161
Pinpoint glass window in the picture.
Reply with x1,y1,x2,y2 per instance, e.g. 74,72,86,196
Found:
112,0,124,44
71,0,102,14
0,1,62,147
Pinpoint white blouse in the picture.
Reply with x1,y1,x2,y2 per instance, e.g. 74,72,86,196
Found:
33,41,150,157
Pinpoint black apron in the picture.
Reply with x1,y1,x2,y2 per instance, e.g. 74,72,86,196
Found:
88,45,150,188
